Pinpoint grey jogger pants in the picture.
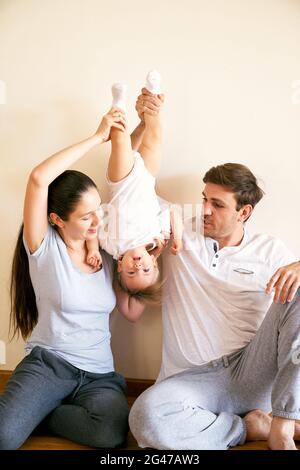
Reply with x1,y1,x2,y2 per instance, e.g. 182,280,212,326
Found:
0,346,129,449
129,291,300,450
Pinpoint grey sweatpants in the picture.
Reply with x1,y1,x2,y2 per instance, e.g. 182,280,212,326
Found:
0,346,129,449
129,291,300,450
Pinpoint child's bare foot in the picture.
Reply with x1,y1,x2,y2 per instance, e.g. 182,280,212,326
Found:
268,417,297,450
87,251,102,269
244,409,272,441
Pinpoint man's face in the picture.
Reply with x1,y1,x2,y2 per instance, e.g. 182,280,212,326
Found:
201,183,245,242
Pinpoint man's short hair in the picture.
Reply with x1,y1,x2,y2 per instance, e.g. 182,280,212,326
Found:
203,163,264,210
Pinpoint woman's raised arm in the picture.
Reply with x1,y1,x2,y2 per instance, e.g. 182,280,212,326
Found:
23,110,125,253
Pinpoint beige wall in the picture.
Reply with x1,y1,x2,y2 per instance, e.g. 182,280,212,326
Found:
1,0,300,378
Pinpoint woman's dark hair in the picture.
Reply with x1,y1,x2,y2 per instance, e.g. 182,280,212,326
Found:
10,170,97,340
203,163,264,211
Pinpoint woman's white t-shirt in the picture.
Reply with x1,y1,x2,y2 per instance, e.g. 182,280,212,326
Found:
23,226,116,373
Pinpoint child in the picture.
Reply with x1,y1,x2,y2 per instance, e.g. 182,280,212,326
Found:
87,71,183,304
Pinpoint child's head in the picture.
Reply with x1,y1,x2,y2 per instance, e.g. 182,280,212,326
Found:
117,246,162,304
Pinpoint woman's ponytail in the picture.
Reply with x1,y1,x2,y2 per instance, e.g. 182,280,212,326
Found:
10,224,38,340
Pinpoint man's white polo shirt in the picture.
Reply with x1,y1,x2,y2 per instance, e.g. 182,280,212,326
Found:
158,218,296,381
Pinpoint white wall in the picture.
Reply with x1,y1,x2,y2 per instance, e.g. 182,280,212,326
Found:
1,0,300,378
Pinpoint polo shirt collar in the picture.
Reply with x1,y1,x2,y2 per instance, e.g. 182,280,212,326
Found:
205,228,248,254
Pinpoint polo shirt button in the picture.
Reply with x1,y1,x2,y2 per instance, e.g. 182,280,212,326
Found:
215,254,219,258
212,264,216,267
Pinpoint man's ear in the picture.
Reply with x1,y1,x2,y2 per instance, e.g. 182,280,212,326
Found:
117,259,123,273
239,204,253,223
49,212,64,228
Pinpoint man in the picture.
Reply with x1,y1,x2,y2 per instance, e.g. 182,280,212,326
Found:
129,93,300,450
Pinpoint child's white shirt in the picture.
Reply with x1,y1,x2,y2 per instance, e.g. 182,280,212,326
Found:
99,152,170,260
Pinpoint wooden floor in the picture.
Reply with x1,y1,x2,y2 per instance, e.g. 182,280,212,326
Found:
19,430,139,451
1,370,299,451
18,433,269,451
20,423,300,451
19,397,140,451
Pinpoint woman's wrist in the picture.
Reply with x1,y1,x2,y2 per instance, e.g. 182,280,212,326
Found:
92,132,106,145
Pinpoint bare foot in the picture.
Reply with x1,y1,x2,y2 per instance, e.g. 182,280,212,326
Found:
268,417,297,450
294,421,300,441
244,409,272,441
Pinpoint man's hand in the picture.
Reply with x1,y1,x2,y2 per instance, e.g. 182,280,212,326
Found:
265,261,300,304
135,88,165,121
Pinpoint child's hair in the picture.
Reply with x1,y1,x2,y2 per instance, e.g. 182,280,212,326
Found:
115,267,164,306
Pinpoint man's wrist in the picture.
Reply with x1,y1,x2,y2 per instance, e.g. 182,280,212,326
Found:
131,120,145,137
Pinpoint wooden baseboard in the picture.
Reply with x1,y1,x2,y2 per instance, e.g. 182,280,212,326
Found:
126,378,154,397
0,369,154,397
0,370,12,392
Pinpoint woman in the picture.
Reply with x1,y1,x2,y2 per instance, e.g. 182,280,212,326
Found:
0,93,161,450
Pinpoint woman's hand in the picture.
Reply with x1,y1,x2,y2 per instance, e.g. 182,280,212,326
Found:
135,88,165,122
95,108,127,143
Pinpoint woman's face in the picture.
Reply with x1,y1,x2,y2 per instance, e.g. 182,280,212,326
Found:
54,187,102,241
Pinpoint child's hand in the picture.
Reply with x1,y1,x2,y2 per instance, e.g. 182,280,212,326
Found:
87,250,103,269
170,239,183,256
150,238,168,258
95,108,127,142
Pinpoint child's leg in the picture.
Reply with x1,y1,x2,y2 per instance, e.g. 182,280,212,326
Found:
138,112,162,177
108,83,134,182
138,71,162,176
108,126,133,182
